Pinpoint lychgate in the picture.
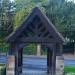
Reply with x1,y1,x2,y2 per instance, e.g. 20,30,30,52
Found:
5,7,64,75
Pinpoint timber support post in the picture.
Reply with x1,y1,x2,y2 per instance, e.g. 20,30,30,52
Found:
52,47,56,75
47,48,52,74
15,45,19,75
18,48,23,73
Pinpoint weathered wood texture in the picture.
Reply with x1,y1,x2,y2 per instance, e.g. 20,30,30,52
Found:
18,48,23,73
47,48,52,74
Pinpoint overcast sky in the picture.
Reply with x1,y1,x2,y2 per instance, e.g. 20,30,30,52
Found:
67,0,75,2
10,0,14,2
10,0,75,3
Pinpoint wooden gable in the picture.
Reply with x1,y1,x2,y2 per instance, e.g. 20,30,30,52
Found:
5,7,65,43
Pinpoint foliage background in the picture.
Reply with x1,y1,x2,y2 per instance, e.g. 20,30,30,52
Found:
0,0,75,54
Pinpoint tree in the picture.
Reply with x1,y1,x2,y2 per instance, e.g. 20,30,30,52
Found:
13,0,75,54
0,0,15,40
44,0,75,40
14,0,47,29
0,0,15,54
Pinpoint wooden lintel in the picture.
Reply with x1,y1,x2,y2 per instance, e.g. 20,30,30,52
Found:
17,37,55,43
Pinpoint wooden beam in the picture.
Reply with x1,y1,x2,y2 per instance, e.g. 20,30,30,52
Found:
27,25,35,33
39,25,45,32
8,43,16,55
17,37,54,43
40,29,48,37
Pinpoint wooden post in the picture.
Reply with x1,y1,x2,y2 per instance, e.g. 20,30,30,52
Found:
15,45,21,75
36,44,41,56
52,44,56,75
47,48,52,74
18,48,23,73
15,45,23,75
60,44,63,55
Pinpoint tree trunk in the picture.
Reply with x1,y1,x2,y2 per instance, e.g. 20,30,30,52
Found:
36,44,41,56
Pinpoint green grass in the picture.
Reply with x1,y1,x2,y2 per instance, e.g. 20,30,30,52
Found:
64,66,75,74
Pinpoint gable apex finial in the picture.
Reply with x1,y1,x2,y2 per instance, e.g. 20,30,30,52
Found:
32,6,41,12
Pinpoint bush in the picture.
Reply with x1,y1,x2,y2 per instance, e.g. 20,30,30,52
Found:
0,64,6,75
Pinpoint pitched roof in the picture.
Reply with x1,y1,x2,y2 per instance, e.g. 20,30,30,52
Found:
5,7,65,43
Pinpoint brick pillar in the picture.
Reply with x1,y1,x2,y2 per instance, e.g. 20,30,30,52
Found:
36,44,41,56
6,55,15,75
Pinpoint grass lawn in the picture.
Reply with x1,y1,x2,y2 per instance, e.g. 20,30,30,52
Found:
64,66,75,75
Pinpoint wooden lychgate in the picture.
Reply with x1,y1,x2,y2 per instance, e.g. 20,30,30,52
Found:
5,7,64,75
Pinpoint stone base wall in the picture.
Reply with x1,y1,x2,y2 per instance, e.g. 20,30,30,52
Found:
6,55,15,75
56,56,64,75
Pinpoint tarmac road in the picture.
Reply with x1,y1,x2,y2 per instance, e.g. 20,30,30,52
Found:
0,55,75,66
0,55,75,75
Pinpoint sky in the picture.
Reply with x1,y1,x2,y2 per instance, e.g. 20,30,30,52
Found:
10,0,14,2
10,0,75,3
67,0,75,2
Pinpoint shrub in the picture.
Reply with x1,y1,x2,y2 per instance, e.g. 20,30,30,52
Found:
0,64,6,75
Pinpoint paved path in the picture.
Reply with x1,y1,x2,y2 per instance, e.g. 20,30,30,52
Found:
0,55,75,66
0,55,75,75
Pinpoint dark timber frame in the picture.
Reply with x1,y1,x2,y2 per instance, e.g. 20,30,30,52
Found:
5,7,64,75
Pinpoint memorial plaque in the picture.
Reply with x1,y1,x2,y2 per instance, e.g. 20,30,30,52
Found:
6,55,15,75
